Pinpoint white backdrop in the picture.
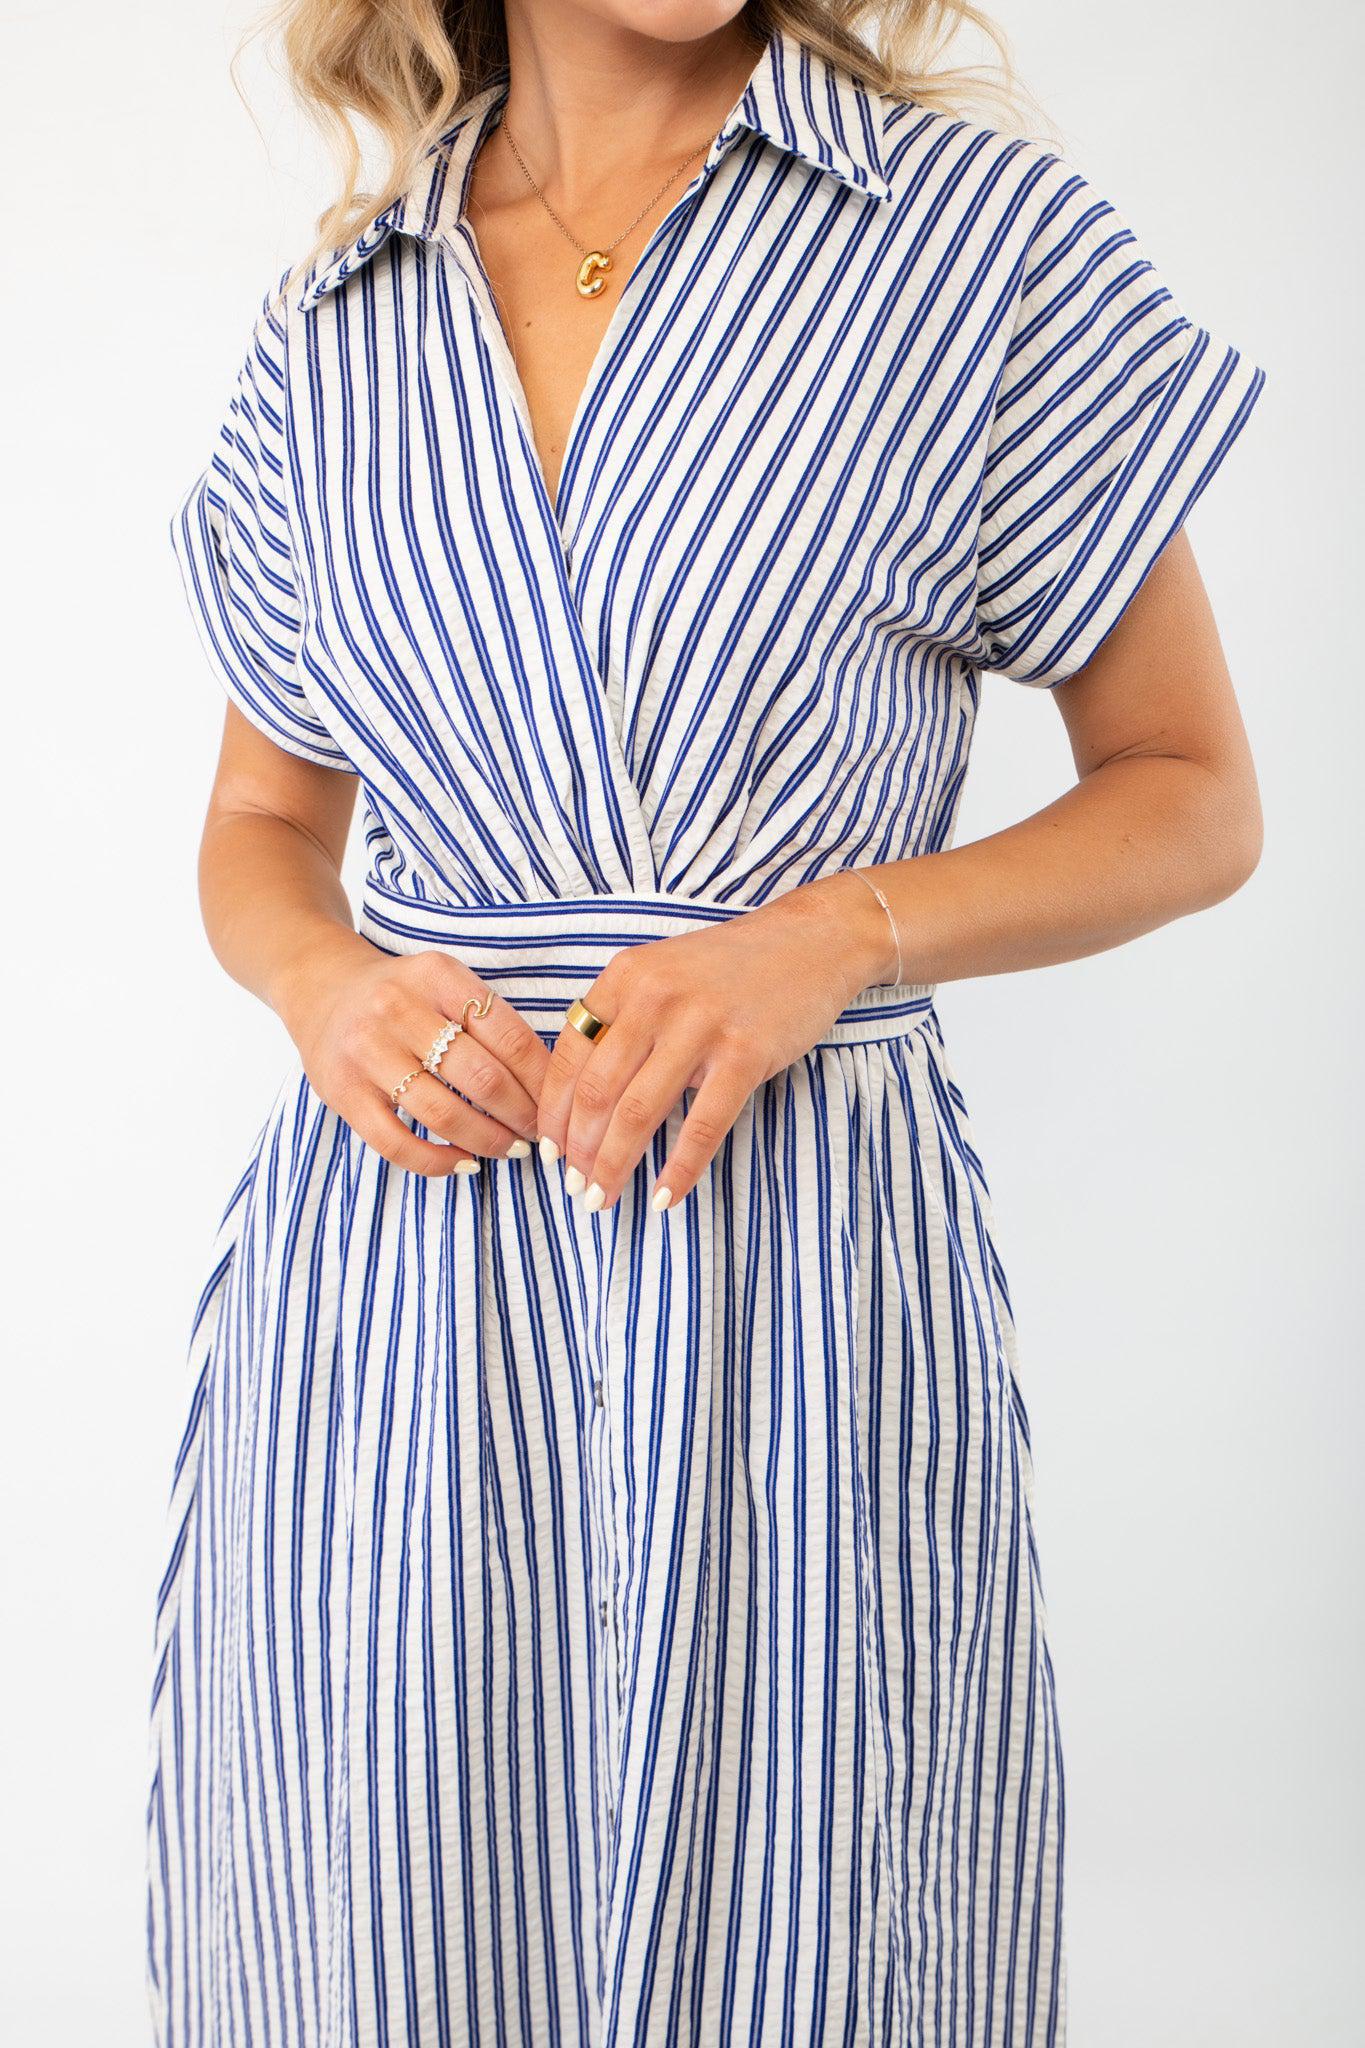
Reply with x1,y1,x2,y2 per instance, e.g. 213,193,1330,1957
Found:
2,3,1359,2042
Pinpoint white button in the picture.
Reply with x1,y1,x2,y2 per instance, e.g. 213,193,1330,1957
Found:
593,1380,604,1407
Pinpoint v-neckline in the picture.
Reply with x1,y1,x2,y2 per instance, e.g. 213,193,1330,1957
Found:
452,203,635,537
425,72,754,902
438,91,740,553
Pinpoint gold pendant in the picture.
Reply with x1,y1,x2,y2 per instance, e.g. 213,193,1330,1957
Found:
576,250,611,298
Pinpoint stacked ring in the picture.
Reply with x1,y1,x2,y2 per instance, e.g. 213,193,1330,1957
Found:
395,988,494,1108
423,1016,462,1076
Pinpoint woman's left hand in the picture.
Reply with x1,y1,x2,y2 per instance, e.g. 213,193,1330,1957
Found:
534,872,897,1212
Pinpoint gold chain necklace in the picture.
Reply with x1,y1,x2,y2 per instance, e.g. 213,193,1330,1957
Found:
500,117,714,298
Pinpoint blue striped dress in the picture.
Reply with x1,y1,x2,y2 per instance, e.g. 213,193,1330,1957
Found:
145,25,1265,2046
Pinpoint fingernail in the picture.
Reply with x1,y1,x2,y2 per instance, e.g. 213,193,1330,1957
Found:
564,1165,586,1195
651,1184,673,1211
454,1158,480,1175
584,1181,606,1211
538,1135,560,1165
507,1138,532,1159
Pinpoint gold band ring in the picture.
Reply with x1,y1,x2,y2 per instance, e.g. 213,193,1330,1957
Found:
459,989,493,1030
390,1066,425,1108
565,996,610,1042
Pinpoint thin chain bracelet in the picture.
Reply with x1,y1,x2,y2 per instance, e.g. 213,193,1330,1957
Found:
846,867,904,988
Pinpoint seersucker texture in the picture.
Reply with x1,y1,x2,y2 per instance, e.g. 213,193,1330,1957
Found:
146,23,1264,2046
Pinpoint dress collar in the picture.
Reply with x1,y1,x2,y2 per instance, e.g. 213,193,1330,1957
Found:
731,24,893,204
294,25,893,313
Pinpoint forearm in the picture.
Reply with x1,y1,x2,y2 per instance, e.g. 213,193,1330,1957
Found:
810,749,1262,993
198,808,374,1036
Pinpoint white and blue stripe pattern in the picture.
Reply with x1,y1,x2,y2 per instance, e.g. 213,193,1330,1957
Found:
147,24,1264,2045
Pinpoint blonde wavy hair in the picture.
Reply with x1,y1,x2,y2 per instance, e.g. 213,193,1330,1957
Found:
240,1,1050,293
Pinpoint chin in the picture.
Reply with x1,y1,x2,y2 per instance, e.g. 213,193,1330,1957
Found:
580,0,753,45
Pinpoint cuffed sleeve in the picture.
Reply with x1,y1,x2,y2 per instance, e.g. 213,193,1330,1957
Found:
974,151,1267,688
168,281,352,767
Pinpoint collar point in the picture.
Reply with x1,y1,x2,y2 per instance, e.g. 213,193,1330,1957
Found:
293,199,410,313
856,167,895,204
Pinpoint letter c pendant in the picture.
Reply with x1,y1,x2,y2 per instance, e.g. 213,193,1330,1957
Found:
576,250,611,298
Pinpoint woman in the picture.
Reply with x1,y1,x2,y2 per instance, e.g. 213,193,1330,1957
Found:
145,1,1266,2041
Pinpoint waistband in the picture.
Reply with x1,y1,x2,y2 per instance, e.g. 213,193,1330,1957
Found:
358,875,937,1050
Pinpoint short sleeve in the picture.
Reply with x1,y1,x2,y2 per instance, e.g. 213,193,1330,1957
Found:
973,150,1267,688
168,279,352,767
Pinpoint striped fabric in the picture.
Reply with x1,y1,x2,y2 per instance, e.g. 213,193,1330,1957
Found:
146,24,1264,2047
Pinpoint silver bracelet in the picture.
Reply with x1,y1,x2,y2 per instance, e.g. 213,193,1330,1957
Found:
847,867,903,987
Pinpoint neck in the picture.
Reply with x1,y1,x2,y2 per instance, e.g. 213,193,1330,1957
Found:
497,4,763,203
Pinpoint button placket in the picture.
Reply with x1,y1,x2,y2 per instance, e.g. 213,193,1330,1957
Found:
582,1294,620,1859
586,1361,614,1850
594,1374,625,1730
592,1210,632,1860
599,1313,626,1723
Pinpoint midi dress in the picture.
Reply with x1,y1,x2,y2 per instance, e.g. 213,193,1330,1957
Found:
145,27,1265,2047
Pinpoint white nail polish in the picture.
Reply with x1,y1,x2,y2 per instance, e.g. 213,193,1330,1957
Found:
584,1182,606,1211
564,1165,586,1195
538,1135,560,1165
454,1157,480,1174
507,1138,532,1159
651,1184,673,1211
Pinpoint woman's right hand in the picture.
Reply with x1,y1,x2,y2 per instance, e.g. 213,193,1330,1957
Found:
276,927,551,1176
